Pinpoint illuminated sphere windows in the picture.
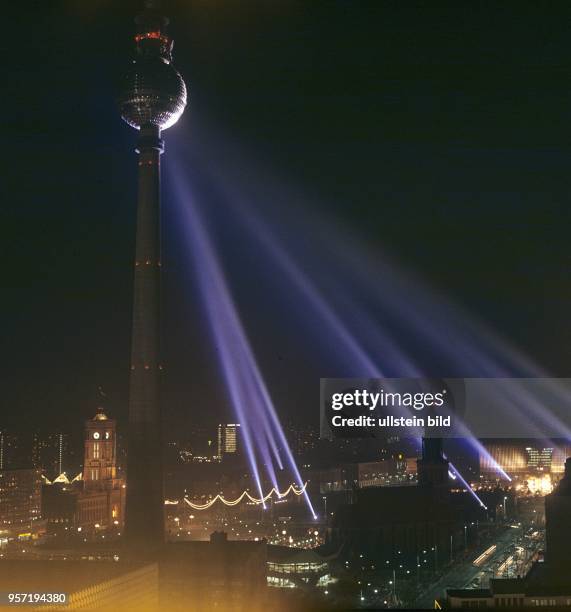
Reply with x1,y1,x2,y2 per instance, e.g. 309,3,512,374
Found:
118,56,187,130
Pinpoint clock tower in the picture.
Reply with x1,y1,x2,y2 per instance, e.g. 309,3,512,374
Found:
75,406,125,532
83,407,117,489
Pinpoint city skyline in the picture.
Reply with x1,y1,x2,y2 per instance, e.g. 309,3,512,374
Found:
1,2,570,607
2,1,570,432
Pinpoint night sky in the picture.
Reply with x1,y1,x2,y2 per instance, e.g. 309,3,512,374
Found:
2,1,570,433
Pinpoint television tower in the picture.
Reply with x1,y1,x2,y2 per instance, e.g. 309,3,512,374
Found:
118,0,187,551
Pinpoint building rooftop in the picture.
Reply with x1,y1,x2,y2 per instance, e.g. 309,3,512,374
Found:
267,544,338,564
161,537,267,566
447,588,491,598
333,484,465,528
489,578,526,595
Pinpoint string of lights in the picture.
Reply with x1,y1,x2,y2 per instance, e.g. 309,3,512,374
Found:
180,482,308,510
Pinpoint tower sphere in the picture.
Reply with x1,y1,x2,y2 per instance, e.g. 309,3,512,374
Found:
119,56,187,130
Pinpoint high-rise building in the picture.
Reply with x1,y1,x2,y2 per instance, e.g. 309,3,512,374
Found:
0,429,78,478
0,430,31,471
480,441,571,476
526,446,553,471
0,468,42,539
118,0,187,551
217,423,240,460
32,431,70,479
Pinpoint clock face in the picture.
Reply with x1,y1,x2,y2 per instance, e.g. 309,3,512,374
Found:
93,432,100,440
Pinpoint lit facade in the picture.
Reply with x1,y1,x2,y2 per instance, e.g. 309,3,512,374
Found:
0,430,23,471
217,423,240,459
75,408,125,532
316,458,415,494
83,408,117,487
267,545,334,589
480,441,571,477
32,431,70,479
0,468,42,539
40,408,125,534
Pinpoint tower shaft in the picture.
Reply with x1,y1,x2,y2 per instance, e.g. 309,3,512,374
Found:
124,125,164,550
119,0,186,552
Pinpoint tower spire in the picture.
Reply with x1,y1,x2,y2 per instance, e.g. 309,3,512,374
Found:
118,2,187,554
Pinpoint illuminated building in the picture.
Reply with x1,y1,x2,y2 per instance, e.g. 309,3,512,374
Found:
217,423,240,459
32,431,70,479
75,407,125,531
118,0,187,551
480,442,527,474
267,545,336,589
550,445,571,474
405,456,418,475
526,446,553,470
83,407,118,487
0,430,23,471
358,457,414,488
448,457,571,608
314,463,357,494
0,468,42,540
0,429,77,479
315,457,414,494
329,438,485,564
39,407,125,533
480,441,571,478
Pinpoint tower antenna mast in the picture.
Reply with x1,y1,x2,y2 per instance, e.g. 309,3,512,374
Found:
118,0,187,553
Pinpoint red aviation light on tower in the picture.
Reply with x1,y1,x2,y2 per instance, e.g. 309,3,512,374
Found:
119,0,187,131
118,0,187,553
133,30,172,58
134,31,164,42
